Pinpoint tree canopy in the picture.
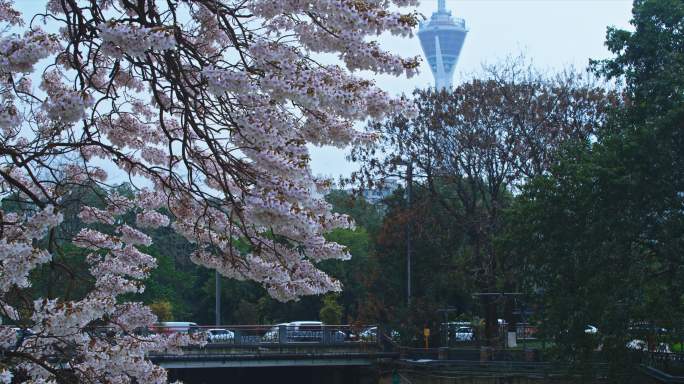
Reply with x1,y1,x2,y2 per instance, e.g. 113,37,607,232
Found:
0,0,419,381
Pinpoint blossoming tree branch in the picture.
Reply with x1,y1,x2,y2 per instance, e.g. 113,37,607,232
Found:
0,0,419,381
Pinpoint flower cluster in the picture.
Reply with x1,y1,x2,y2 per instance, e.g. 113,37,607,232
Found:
136,210,170,229
43,90,92,124
100,22,176,58
0,206,62,295
0,0,21,25
0,29,59,73
0,103,21,136
203,66,254,95
41,70,93,124
21,197,178,383
0,370,10,384
251,0,420,76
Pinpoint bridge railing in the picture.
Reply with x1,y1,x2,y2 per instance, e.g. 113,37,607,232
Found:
167,324,380,346
641,351,684,377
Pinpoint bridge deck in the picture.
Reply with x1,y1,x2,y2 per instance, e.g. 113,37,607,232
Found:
150,341,393,368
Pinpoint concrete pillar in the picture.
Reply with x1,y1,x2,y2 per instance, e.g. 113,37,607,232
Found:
480,346,492,362
438,347,449,360
400,346,409,360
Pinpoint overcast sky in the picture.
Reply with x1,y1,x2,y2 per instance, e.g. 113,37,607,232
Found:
309,0,634,179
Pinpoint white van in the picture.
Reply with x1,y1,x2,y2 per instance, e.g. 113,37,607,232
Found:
288,321,323,342
262,321,345,343
151,322,199,335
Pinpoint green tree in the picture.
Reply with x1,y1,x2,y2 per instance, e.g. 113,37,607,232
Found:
354,61,615,341
593,0,684,121
357,184,473,342
319,294,343,325
149,300,174,322
325,190,384,233
139,244,198,321
234,300,260,325
506,0,684,378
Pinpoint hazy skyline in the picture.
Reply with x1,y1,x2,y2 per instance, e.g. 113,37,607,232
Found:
309,0,634,179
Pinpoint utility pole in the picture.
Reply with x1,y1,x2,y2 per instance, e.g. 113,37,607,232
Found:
215,270,221,326
406,159,413,306
393,156,414,307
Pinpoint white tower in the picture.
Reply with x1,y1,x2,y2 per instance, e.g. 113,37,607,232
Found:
417,0,468,90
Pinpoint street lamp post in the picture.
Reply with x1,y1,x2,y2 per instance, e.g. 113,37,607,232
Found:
393,157,414,306
406,160,413,306
215,270,221,326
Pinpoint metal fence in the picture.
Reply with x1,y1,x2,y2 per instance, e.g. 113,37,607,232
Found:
643,352,684,376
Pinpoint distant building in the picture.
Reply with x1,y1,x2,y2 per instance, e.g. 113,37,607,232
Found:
343,179,400,205
417,0,468,90
360,179,399,204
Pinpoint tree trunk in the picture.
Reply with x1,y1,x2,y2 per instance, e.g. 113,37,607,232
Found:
504,281,517,333
483,296,498,345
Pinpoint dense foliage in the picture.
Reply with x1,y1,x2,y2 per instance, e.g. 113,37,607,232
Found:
501,0,684,379
353,61,618,342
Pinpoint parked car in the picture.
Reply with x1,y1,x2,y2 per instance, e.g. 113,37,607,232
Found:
359,326,376,341
627,339,647,351
516,324,539,339
626,339,672,353
359,326,400,342
206,328,234,343
452,326,474,341
263,323,289,342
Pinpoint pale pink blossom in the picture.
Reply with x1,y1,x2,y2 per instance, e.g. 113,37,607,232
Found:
0,0,418,379
0,29,60,73
0,369,11,384
99,22,176,58
0,1,21,25
136,210,170,229
117,224,152,246
78,206,115,225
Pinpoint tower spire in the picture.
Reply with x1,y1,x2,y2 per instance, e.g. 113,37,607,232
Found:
417,0,467,90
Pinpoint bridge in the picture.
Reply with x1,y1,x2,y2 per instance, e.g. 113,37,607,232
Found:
148,324,684,383
149,325,396,369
